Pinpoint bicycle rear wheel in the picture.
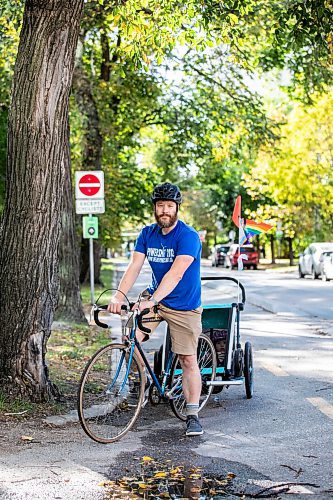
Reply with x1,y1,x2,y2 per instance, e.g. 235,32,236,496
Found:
169,333,217,421
77,343,144,443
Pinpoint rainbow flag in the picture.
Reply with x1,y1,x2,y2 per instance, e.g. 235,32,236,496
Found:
245,219,273,239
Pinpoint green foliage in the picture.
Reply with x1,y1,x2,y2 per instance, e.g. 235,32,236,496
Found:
0,3,22,106
198,0,333,100
0,390,34,413
0,107,8,211
243,90,333,245
0,4,23,210
2,0,333,246
140,47,279,237
70,64,165,245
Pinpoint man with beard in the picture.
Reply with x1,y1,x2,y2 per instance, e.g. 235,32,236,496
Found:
108,182,203,436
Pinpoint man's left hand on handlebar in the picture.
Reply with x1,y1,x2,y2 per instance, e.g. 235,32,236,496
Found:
107,296,126,314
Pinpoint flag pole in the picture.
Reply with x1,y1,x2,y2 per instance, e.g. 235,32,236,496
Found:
232,195,242,304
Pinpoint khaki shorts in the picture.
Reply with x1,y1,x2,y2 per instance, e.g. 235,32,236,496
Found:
133,290,202,356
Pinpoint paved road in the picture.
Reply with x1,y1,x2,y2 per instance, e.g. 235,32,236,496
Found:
109,261,333,495
199,263,333,337
1,261,333,499
202,263,333,319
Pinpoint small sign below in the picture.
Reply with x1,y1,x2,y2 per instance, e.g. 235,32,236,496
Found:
83,215,99,239
76,198,105,214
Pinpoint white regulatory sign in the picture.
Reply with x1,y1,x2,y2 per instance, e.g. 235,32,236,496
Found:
75,198,105,214
75,171,105,200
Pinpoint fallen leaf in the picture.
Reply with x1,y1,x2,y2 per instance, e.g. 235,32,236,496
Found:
138,483,148,489
97,481,113,487
142,456,153,462
215,479,228,485
227,472,236,479
154,471,168,478
21,435,34,441
170,467,182,474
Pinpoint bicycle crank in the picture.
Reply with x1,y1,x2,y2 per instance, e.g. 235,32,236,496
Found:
149,384,161,405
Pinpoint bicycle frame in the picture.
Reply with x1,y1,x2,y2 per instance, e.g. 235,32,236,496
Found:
111,310,178,399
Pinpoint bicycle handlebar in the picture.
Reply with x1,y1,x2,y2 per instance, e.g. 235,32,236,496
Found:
201,276,246,305
93,304,152,333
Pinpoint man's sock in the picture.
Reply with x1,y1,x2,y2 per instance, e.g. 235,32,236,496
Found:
186,403,199,418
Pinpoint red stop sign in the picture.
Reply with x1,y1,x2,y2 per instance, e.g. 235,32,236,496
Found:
79,174,101,196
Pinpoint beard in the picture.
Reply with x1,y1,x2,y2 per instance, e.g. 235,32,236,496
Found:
155,211,178,228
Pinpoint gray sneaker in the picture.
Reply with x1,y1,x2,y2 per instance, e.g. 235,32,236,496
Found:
186,415,203,436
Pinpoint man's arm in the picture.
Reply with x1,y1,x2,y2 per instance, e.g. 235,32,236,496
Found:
107,251,146,313
136,255,194,311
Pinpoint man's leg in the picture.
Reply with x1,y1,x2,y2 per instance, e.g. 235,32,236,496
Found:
178,354,201,404
158,305,203,435
178,354,203,436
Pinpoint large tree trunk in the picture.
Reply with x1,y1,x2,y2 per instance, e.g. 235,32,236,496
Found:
55,120,86,322
0,0,84,401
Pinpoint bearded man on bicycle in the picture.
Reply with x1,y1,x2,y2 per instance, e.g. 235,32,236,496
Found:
108,182,203,436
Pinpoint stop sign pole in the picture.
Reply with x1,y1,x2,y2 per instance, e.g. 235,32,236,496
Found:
89,230,94,305
75,171,105,304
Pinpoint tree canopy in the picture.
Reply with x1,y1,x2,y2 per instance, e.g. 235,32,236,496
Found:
0,0,333,401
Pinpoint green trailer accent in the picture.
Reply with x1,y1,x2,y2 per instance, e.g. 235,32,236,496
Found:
202,304,234,330
174,367,225,376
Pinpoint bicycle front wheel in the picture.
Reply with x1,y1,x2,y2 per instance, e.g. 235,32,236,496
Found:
77,343,145,443
169,333,217,421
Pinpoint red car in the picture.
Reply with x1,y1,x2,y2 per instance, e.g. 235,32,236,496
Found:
226,244,259,270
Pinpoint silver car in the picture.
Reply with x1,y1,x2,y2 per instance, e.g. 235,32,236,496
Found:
320,251,333,281
299,242,333,279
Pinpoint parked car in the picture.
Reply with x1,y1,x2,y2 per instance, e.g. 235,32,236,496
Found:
319,251,333,281
226,244,259,270
298,242,333,279
211,244,230,267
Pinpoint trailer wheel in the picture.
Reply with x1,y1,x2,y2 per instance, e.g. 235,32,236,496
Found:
244,341,254,399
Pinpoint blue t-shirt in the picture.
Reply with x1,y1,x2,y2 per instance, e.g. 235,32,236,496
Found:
134,220,202,310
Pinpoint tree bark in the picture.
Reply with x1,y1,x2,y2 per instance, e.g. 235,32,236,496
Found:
100,32,111,82
0,0,84,401
288,237,294,266
79,237,103,285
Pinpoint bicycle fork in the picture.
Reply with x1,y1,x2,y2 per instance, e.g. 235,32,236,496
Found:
106,343,135,396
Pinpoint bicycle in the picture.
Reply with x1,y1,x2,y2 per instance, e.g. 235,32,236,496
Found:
77,290,217,444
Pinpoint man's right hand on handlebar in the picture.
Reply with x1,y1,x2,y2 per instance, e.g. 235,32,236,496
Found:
107,295,126,314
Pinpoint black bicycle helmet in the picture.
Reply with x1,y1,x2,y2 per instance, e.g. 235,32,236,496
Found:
151,182,182,204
